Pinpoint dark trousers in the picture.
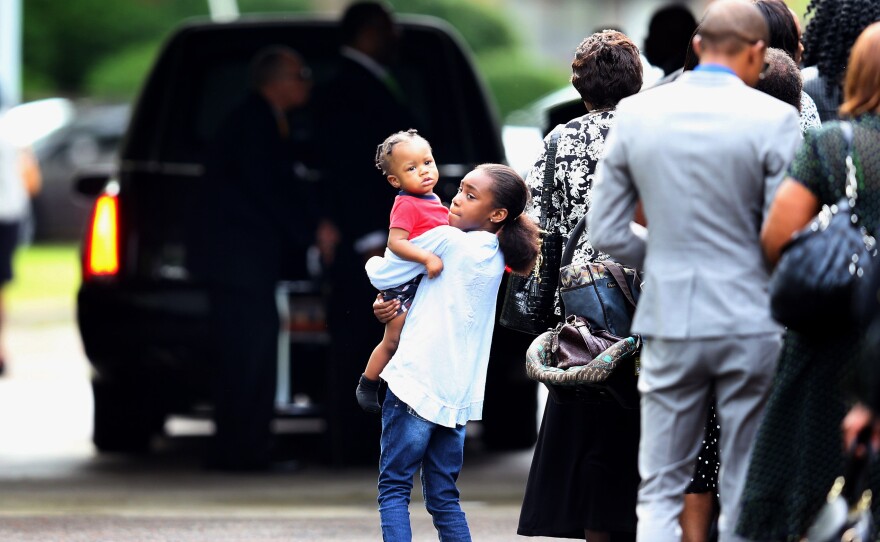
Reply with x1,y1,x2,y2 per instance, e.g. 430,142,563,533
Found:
208,287,278,469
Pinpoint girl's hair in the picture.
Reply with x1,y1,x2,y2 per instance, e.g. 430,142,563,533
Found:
802,0,880,96
475,164,540,276
753,0,801,61
841,21,880,117
375,129,427,175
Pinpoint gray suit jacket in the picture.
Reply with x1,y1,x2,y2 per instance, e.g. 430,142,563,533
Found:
588,70,801,339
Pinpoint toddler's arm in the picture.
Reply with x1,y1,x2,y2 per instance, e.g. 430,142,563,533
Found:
387,227,443,278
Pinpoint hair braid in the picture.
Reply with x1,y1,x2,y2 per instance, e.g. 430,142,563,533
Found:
803,0,880,96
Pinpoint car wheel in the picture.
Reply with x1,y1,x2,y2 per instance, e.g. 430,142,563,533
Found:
92,378,165,453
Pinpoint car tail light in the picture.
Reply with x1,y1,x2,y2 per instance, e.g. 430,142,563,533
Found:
84,193,119,279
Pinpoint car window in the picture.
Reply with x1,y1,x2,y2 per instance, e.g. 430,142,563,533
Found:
122,19,503,180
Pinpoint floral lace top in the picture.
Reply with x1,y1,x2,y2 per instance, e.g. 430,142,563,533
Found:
799,90,821,134
524,109,615,314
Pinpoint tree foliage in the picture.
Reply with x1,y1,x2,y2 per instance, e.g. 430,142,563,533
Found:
24,0,561,117
23,0,308,98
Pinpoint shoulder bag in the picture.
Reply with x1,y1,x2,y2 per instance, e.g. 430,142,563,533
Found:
524,215,643,408
499,131,564,335
769,121,878,334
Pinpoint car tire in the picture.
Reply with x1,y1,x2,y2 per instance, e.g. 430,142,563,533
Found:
92,378,164,453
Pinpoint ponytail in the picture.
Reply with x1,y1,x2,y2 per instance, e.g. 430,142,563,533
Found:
475,164,541,276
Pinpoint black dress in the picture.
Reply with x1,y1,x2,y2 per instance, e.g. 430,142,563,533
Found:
517,111,640,540
736,115,880,540
518,394,640,539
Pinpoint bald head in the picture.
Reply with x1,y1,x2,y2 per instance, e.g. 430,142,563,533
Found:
699,0,769,54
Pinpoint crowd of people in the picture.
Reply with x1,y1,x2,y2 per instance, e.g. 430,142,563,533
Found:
355,0,880,540
510,0,880,541
29,0,874,538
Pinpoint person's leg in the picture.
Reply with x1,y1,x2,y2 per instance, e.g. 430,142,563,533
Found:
421,422,470,541
365,314,405,380
358,314,406,413
637,338,713,542
378,388,433,541
711,334,780,542
681,492,717,542
0,286,5,375
209,288,278,470
682,400,721,542
0,220,19,377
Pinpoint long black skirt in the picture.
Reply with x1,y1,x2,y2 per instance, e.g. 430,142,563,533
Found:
518,391,640,540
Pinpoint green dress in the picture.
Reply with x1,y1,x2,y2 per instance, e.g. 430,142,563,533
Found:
736,114,880,541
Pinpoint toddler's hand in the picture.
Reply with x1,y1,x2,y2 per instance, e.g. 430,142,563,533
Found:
425,254,444,278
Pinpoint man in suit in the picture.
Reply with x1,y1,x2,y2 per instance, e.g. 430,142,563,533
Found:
199,46,314,471
313,1,418,465
587,1,801,539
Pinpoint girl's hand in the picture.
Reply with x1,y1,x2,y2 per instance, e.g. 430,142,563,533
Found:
425,254,444,278
373,294,399,324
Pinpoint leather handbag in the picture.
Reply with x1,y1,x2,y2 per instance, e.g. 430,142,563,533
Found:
525,320,641,408
524,215,643,409
769,121,878,334
558,215,641,337
499,130,564,335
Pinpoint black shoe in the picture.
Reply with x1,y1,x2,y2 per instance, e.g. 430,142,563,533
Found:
356,375,382,414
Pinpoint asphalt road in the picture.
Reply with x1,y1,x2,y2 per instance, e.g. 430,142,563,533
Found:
0,298,556,541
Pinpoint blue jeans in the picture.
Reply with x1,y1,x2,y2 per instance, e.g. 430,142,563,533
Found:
378,388,471,542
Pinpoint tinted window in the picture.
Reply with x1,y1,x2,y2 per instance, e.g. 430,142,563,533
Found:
123,19,504,172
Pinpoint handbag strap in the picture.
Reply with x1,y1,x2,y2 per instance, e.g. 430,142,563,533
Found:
560,215,587,267
606,264,638,309
538,131,562,230
840,121,858,209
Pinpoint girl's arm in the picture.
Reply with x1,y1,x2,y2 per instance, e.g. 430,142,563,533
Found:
388,227,443,278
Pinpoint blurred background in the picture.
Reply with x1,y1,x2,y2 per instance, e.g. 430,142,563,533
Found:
2,0,813,456
0,1,814,537
4,0,810,276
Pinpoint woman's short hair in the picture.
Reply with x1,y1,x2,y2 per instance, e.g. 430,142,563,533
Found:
755,48,803,111
570,30,643,109
840,22,880,117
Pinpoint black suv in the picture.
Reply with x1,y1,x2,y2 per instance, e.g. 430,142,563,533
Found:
76,14,538,462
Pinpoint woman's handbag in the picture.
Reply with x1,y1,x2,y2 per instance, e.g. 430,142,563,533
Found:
524,215,643,408
499,131,564,335
769,121,878,334
525,318,642,408
557,216,641,336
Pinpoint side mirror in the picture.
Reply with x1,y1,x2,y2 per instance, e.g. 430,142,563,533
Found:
72,167,113,198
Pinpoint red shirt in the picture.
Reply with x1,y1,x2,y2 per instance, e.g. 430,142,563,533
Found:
389,192,449,239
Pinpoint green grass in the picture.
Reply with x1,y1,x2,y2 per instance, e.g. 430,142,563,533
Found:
6,243,81,303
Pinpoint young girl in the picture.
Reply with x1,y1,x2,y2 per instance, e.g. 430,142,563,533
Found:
365,163,540,541
356,129,449,414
